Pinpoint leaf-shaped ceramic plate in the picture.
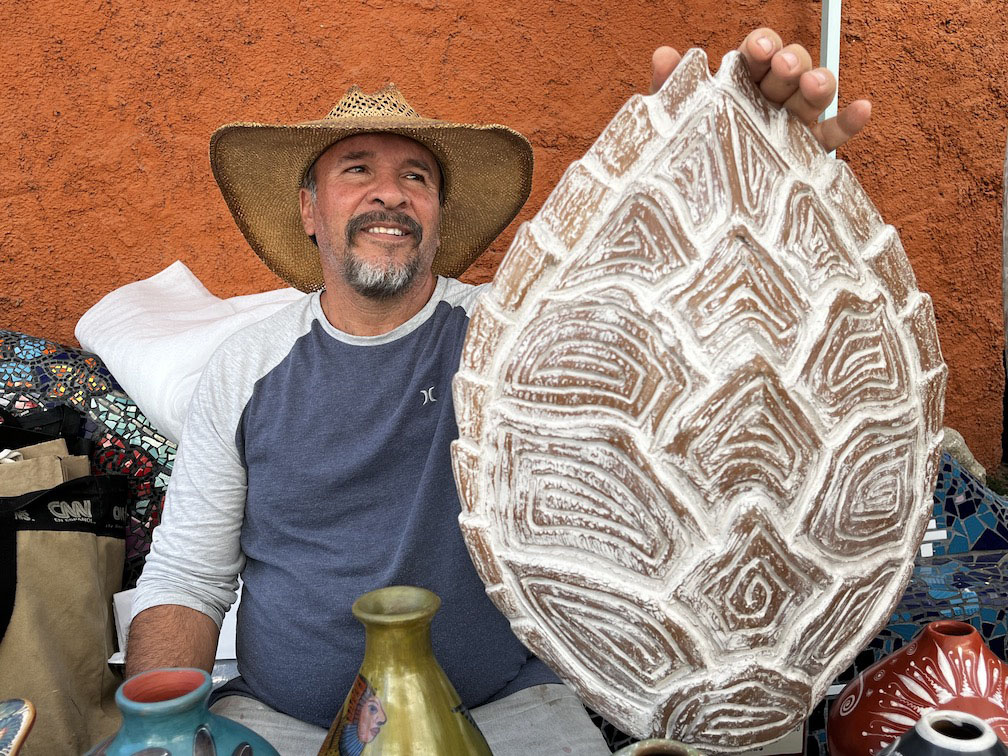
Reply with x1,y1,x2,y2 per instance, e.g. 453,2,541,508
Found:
451,49,947,751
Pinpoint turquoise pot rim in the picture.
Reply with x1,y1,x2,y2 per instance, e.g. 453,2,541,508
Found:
115,667,211,718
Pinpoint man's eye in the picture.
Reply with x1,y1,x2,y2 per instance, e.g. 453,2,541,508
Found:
405,173,426,182
346,165,365,173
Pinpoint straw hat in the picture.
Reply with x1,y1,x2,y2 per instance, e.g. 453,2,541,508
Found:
210,85,534,292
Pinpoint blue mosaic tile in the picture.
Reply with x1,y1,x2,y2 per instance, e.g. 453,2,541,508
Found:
884,622,921,643
931,453,1008,556
0,360,31,385
949,533,970,552
13,336,45,360
965,515,987,542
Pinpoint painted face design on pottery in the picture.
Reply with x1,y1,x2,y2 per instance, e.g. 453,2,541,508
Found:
356,693,387,743
339,674,387,754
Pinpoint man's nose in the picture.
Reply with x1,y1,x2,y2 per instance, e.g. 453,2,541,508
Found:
368,173,408,209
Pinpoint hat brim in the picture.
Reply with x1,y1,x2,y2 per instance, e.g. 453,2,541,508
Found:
210,117,533,292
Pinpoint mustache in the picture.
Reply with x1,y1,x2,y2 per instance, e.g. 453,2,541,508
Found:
345,211,422,245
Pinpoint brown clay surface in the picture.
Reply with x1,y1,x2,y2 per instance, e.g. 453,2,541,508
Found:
0,0,1005,465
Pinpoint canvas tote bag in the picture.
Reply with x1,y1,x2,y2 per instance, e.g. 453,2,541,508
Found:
0,415,127,754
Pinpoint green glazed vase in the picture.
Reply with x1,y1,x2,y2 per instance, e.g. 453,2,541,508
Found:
85,667,280,755
318,586,491,756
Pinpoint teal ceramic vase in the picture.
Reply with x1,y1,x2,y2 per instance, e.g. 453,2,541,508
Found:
85,667,280,755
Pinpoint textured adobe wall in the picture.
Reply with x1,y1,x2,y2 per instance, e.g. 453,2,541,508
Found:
1,0,1005,466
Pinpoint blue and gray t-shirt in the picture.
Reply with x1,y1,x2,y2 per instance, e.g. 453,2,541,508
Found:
134,276,556,728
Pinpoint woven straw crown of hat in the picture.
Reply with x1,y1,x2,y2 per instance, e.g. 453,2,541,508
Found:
210,85,534,292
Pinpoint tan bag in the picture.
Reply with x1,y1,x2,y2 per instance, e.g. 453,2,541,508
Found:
0,434,127,754
0,438,91,497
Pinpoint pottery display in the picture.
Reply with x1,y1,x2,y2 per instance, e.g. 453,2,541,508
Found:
451,47,946,751
0,699,35,756
318,585,491,756
829,620,1008,755
879,711,1008,756
85,667,279,755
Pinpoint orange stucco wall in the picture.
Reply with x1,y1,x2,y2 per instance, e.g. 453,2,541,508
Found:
1,1,1005,466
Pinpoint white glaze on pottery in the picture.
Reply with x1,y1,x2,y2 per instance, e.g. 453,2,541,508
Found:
451,49,947,752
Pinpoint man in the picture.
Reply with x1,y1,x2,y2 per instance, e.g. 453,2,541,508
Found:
126,29,870,754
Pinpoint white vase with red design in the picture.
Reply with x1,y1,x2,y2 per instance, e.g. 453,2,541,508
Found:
828,620,1008,755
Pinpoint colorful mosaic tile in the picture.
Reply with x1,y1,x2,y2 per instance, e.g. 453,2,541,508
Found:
932,453,1008,554
0,330,176,587
90,394,175,469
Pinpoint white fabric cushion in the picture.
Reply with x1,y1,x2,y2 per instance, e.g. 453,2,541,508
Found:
75,261,306,443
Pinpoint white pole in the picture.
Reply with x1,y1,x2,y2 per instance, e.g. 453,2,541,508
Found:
821,0,842,156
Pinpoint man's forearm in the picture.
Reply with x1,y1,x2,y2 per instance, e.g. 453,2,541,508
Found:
124,604,220,678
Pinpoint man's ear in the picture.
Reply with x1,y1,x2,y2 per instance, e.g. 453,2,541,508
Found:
299,188,317,237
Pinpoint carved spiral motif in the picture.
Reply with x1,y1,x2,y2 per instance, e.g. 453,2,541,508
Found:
451,49,946,751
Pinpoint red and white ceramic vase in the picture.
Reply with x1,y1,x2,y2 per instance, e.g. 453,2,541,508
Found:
828,620,1008,755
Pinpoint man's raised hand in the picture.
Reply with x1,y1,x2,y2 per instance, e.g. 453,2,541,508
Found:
650,27,872,153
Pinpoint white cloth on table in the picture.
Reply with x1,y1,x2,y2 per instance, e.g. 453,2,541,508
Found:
74,261,305,443
209,683,610,756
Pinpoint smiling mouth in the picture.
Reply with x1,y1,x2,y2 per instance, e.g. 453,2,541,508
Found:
364,225,409,238
346,211,422,247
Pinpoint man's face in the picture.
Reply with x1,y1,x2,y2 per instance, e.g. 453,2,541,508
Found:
300,132,442,300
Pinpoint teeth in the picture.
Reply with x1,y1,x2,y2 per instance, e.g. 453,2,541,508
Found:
367,226,406,236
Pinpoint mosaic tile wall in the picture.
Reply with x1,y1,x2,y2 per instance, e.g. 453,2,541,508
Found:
0,330,176,587
795,458,1008,751
932,453,1008,555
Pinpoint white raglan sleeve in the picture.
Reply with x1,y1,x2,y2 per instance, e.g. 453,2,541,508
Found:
131,344,251,628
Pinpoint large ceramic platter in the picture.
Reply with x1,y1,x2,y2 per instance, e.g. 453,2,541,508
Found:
451,49,946,751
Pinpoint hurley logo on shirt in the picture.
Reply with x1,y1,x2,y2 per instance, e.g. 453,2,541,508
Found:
421,386,437,405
